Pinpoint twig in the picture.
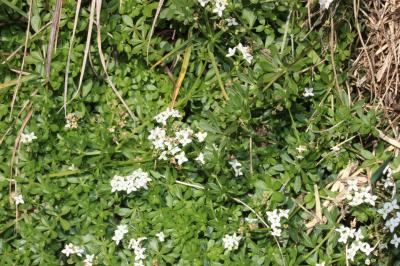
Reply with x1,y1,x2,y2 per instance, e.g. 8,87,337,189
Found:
9,0,32,118
95,0,135,120
63,0,82,116
45,0,63,82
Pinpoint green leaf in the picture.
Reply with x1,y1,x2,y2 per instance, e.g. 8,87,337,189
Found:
122,15,133,27
31,15,41,33
242,9,256,28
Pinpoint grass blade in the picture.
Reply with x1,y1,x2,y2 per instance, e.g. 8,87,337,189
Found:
63,0,82,116
95,0,135,120
45,0,63,82
171,45,192,106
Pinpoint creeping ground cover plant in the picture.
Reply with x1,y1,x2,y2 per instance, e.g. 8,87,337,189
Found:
1,0,400,265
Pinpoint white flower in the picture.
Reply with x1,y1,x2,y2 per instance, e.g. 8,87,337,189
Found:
319,0,334,10
266,209,290,237
134,261,145,266
383,177,394,188
195,131,207,142
226,47,237,57
295,145,307,153
348,191,364,206
154,108,180,125
61,243,84,257
226,17,238,26
335,225,355,244
347,180,358,192
113,224,128,245
378,199,399,219
226,43,253,63
354,228,364,241
61,243,75,257
110,169,151,194
175,151,188,165
365,259,371,265
20,132,37,144
148,127,166,141
316,262,325,266
128,237,147,263
331,145,340,152
271,227,282,237
197,0,210,7
383,165,393,177
391,233,400,248
158,151,168,160
229,159,243,177
195,152,205,165
175,128,193,146
156,232,165,242
303,87,314,97
222,233,241,251
385,216,400,232
84,254,94,266
212,0,227,17
128,237,147,250
13,194,24,205
236,43,253,64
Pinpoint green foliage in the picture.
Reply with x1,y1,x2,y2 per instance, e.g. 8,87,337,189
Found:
0,0,398,265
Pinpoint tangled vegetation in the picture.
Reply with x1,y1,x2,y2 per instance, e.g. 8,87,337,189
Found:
0,0,399,265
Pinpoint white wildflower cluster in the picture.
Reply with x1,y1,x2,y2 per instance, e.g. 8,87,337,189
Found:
61,243,85,257
315,262,325,266
13,193,24,206
128,237,147,266
20,132,37,144
112,224,129,245
319,0,334,10
61,243,94,265
382,165,395,188
197,0,227,17
266,209,290,237
229,159,243,177
148,108,207,166
226,43,253,64
335,226,374,261
156,231,165,242
154,107,181,126
377,198,400,246
346,180,377,206
226,17,238,27
222,232,242,251
110,169,151,194
303,87,314,97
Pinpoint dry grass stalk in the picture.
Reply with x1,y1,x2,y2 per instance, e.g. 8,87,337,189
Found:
45,0,63,82
305,162,368,230
351,0,400,120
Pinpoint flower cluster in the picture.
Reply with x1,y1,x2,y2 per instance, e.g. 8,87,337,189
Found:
266,209,290,237
222,233,242,251
112,224,129,245
303,87,314,97
377,198,400,246
110,169,151,194
61,243,94,265
319,0,334,10
20,132,37,144
229,159,243,177
226,43,253,64
335,225,374,261
13,193,24,206
198,0,227,17
148,108,207,166
382,165,395,188
128,237,147,266
62,243,84,257
346,180,377,206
